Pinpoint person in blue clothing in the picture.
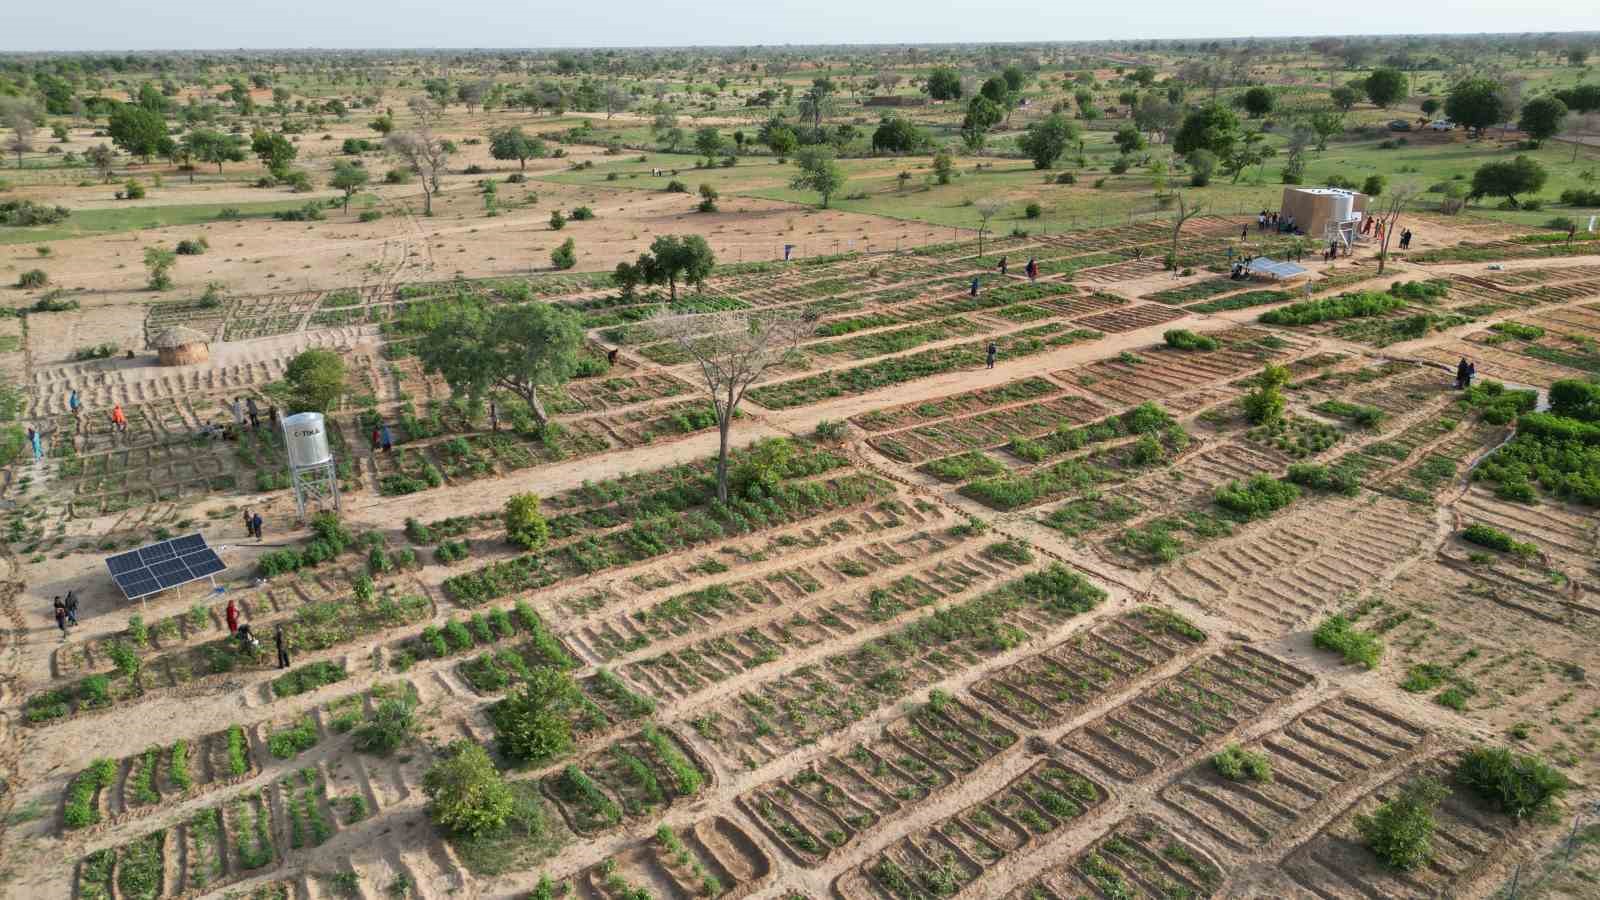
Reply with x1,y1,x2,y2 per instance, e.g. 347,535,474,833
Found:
379,422,393,453
969,276,980,297
29,427,42,462
69,390,81,418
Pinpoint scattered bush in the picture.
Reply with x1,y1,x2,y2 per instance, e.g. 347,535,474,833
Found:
16,269,47,288
1313,614,1382,669
503,493,550,550
1356,776,1448,871
1453,747,1569,820
1212,744,1272,782
1214,474,1299,521
664,180,689,193
174,237,208,255
550,238,577,270
1260,291,1405,326
358,209,383,222
569,205,594,220
1163,328,1218,351
1285,462,1361,495
353,696,416,755
1461,523,1537,558
0,199,71,226
423,740,514,838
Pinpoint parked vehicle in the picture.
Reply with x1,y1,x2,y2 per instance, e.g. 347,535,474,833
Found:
1427,119,1455,131
1388,119,1413,132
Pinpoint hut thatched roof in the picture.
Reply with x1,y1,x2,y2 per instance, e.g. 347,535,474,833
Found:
152,326,211,349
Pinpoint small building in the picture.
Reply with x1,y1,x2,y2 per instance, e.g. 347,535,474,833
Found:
152,325,211,366
1280,187,1369,246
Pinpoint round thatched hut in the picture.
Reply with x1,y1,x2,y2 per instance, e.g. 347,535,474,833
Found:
153,326,211,366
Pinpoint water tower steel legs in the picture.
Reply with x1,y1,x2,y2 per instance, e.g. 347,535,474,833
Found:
289,459,341,523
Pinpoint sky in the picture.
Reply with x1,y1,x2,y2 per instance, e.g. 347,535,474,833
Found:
4,0,1597,52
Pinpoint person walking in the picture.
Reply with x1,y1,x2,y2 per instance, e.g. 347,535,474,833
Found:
29,427,42,462
1241,224,1248,240
110,403,127,434
969,276,980,298
231,398,244,428
246,397,260,430
225,597,240,635
986,341,998,370
53,598,68,638
274,625,290,670
1465,360,1476,387
252,512,264,542
998,255,1008,276
64,590,79,627
242,508,254,538
68,389,81,419
379,423,393,453
1455,357,1470,390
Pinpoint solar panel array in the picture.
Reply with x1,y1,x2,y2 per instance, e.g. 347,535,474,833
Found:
106,534,227,600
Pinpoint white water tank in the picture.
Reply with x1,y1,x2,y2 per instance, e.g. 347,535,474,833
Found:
282,412,332,468
1328,190,1355,222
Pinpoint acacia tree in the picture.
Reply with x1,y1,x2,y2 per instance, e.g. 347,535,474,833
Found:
183,129,246,173
385,129,451,215
653,309,810,502
330,161,369,212
488,125,545,170
87,143,115,183
790,147,845,208
637,234,715,302
1373,181,1420,275
974,198,1005,256
414,299,584,427
2,99,39,168
1168,192,1206,269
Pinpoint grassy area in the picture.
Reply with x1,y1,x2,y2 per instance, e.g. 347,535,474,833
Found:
537,129,1600,236
0,196,374,244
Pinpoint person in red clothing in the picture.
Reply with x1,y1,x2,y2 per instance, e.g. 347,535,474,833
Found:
225,597,240,635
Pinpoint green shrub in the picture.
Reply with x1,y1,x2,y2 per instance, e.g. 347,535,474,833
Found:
489,667,580,764
1461,523,1537,558
1259,291,1405,326
267,715,319,759
503,493,551,550
1356,776,1448,871
1212,744,1272,782
353,697,416,755
1313,614,1382,669
1163,328,1219,351
1453,747,1569,820
270,661,347,698
423,741,514,837
1214,475,1299,521
16,269,47,288
64,758,117,828
1285,462,1361,495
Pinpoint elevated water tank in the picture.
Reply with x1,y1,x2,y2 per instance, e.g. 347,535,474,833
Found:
281,412,332,468
1328,190,1355,222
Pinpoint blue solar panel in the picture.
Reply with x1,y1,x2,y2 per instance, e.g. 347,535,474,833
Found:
138,543,177,565
170,534,206,554
106,533,225,599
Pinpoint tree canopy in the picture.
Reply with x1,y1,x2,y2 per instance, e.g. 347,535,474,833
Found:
1517,96,1568,146
422,741,514,838
790,147,846,207
927,66,962,101
871,116,927,154
1469,155,1547,207
413,298,585,425
488,126,546,170
182,129,246,173
1173,102,1241,159
1446,77,1506,133
107,104,169,161
1363,67,1408,108
283,348,346,414
1017,114,1078,169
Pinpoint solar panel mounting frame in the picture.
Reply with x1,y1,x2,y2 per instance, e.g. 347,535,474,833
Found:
105,533,227,600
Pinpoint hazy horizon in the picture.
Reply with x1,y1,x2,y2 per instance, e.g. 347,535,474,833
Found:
5,0,1598,54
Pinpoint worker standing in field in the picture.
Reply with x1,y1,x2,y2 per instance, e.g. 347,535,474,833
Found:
1026,257,1037,282
69,389,81,419
231,398,244,428
998,255,1008,276
29,427,42,462
252,512,264,542
986,341,998,369
53,598,68,638
379,423,393,453
970,276,980,297
110,403,127,434
225,597,240,635
274,625,290,669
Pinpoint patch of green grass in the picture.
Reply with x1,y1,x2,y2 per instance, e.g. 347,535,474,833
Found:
1313,614,1382,669
1212,744,1272,782
0,199,320,244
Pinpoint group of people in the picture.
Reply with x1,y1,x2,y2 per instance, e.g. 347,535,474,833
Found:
1455,357,1478,390
225,597,291,668
51,591,81,637
993,256,1040,282
1257,209,1299,235
369,422,394,453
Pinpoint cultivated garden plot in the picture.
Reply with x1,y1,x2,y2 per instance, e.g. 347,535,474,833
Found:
1279,756,1519,899
1010,814,1225,899
1054,327,1311,413
969,607,1209,730
1057,645,1315,787
1156,695,1432,865
542,725,710,836
833,757,1108,899
568,816,772,900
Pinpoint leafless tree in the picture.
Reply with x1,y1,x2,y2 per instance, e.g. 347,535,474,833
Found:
974,199,1006,257
877,72,903,94
1,98,40,168
406,94,444,126
1169,192,1206,268
385,130,451,216
1374,182,1421,275
604,82,631,119
651,310,810,503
